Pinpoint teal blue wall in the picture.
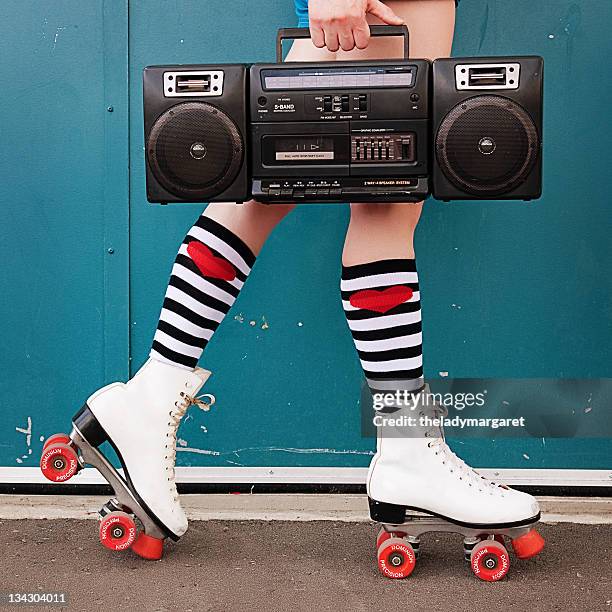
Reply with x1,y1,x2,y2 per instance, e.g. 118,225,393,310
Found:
1,1,610,474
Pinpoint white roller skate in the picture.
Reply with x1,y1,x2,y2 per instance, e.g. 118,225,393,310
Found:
368,385,544,581
40,358,214,560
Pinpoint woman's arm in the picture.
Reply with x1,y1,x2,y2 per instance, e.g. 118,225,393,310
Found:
308,0,404,52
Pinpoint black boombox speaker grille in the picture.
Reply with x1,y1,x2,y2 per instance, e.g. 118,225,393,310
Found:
435,95,539,196
148,101,244,199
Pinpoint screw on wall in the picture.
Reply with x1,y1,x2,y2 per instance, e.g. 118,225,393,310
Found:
107,106,114,112
107,248,115,254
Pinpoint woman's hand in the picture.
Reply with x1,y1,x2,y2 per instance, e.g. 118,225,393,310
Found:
308,0,404,52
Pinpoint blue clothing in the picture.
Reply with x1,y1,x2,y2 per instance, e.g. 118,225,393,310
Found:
295,0,308,27
294,0,459,28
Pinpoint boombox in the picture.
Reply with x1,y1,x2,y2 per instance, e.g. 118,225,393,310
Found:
143,26,543,204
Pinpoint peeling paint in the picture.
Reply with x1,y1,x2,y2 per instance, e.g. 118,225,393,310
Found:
15,417,33,464
176,446,374,458
52,26,68,51
176,447,220,456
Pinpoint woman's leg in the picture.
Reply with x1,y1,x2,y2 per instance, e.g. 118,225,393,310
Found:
340,1,542,533
150,203,293,368
340,0,455,393
151,39,336,370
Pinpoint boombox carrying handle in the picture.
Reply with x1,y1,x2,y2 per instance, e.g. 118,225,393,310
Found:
276,24,410,62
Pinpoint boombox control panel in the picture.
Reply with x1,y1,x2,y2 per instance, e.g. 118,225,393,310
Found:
259,178,421,198
306,93,368,114
352,134,414,162
249,60,430,203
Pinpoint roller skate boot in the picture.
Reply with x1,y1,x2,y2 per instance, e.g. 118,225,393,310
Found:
40,358,215,560
368,385,544,581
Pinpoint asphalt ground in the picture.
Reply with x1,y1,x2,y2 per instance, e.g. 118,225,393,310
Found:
0,520,610,611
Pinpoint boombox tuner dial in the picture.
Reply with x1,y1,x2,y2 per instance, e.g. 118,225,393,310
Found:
258,96,267,106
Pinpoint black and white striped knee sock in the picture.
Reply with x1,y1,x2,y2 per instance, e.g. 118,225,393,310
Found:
341,259,423,393
150,215,256,369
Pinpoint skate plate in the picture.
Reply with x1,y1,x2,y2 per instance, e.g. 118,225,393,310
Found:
40,406,170,559
375,510,544,582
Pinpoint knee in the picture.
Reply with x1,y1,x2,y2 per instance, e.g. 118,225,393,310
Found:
349,202,423,231
247,199,295,223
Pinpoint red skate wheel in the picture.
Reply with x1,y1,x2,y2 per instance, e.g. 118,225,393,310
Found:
99,511,137,551
470,539,510,582
376,527,408,549
131,532,164,560
42,434,71,452
511,529,545,559
377,537,416,579
40,443,79,483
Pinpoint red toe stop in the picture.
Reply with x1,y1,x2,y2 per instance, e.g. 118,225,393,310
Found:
512,529,545,559
131,532,164,560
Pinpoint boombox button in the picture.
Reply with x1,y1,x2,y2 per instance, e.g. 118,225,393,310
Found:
268,188,281,196
330,188,343,197
305,188,318,197
316,188,330,196
280,188,293,197
293,189,305,198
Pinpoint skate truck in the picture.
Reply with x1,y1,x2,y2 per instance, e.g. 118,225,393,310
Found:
371,499,545,582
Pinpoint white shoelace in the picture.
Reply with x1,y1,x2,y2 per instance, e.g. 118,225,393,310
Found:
424,405,503,495
165,392,215,502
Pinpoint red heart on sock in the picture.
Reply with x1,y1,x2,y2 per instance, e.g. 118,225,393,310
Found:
349,286,413,314
187,241,236,281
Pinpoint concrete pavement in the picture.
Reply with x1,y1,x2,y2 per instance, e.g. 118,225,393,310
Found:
0,517,610,611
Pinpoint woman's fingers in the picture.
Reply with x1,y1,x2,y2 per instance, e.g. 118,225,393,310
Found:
308,0,403,53
309,23,326,48
366,0,405,25
352,22,370,49
323,27,341,52
338,28,357,52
